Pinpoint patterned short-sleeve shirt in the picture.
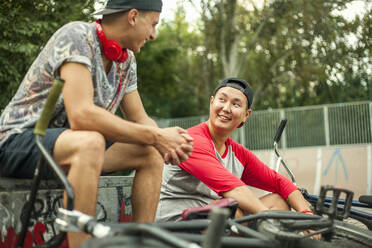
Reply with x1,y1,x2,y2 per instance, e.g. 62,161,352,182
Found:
0,21,137,146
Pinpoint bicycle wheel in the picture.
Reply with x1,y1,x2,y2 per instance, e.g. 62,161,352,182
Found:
343,216,369,230
327,220,372,248
258,218,372,248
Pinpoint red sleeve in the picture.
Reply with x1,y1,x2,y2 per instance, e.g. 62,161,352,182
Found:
178,133,245,195
240,148,298,199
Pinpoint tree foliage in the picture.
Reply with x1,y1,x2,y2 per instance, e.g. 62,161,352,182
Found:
0,0,96,111
249,0,372,109
0,0,370,118
184,0,371,110
136,7,207,118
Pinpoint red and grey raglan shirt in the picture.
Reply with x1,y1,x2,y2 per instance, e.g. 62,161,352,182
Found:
155,122,298,222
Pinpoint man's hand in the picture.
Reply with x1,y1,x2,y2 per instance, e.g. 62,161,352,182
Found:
303,229,321,240
299,210,321,240
154,127,193,164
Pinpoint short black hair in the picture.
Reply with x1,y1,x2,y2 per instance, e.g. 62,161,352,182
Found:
213,77,254,109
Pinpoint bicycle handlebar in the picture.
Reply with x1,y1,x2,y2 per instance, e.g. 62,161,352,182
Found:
202,208,229,248
34,77,64,136
18,77,72,248
56,208,201,248
274,119,287,143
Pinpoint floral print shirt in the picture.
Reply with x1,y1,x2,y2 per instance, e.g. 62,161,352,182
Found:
0,21,137,146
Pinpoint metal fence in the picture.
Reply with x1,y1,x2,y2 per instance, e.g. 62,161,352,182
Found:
155,101,372,150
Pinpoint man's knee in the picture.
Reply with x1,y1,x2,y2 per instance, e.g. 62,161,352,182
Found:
76,132,105,159
103,143,164,172
56,130,106,168
74,132,106,175
139,146,163,170
79,132,105,153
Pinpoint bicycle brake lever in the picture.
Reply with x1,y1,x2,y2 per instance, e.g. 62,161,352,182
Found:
56,208,92,232
55,208,111,238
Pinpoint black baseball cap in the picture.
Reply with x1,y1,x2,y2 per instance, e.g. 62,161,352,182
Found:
93,0,163,16
213,77,254,109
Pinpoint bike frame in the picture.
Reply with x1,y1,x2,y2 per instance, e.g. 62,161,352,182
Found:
18,80,372,247
56,194,372,248
17,78,75,248
273,119,372,230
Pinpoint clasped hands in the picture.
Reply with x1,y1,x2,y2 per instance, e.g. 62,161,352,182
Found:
155,127,194,165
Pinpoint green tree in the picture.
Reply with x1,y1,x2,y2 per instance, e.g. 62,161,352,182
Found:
242,0,371,109
136,6,206,118
0,0,96,111
1,0,370,119
188,0,371,111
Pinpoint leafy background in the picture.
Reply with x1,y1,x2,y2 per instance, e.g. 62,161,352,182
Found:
0,0,371,118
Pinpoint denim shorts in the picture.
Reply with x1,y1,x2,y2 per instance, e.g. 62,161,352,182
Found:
0,128,114,179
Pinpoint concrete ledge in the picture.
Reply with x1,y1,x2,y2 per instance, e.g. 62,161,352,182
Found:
0,176,134,246
0,176,134,191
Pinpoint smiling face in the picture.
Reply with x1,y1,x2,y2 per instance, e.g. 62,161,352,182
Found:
209,86,251,135
102,9,160,54
125,10,160,53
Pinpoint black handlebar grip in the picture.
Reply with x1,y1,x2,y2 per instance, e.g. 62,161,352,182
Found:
359,195,372,206
34,78,65,136
274,119,287,143
202,208,229,248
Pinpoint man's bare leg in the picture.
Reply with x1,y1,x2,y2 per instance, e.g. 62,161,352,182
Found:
53,130,106,248
103,143,164,222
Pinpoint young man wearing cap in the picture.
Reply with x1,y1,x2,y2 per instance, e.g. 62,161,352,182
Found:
155,78,313,222
0,0,193,246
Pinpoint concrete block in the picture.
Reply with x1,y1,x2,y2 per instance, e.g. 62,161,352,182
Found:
0,176,133,246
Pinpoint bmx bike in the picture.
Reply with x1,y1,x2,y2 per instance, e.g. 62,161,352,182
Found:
16,78,372,248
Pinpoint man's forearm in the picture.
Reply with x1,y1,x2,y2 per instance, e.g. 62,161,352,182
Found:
286,190,312,212
134,115,158,127
222,185,269,214
69,104,158,146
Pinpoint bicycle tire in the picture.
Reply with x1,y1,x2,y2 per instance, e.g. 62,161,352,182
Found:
328,220,372,248
258,218,372,248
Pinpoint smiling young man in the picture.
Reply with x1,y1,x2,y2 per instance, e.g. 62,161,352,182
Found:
0,0,193,247
155,77,313,222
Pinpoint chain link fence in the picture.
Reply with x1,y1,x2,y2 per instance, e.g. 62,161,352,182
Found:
155,101,372,150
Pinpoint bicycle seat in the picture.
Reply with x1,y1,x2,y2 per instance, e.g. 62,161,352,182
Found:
359,195,372,206
182,198,238,220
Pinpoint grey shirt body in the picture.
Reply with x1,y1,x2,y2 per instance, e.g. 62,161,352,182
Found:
155,144,244,222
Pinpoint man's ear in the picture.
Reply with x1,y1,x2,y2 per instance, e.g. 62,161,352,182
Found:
244,109,252,121
210,96,214,105
127,9,139,26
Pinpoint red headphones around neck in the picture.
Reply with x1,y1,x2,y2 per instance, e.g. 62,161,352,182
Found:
95,20,128,63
